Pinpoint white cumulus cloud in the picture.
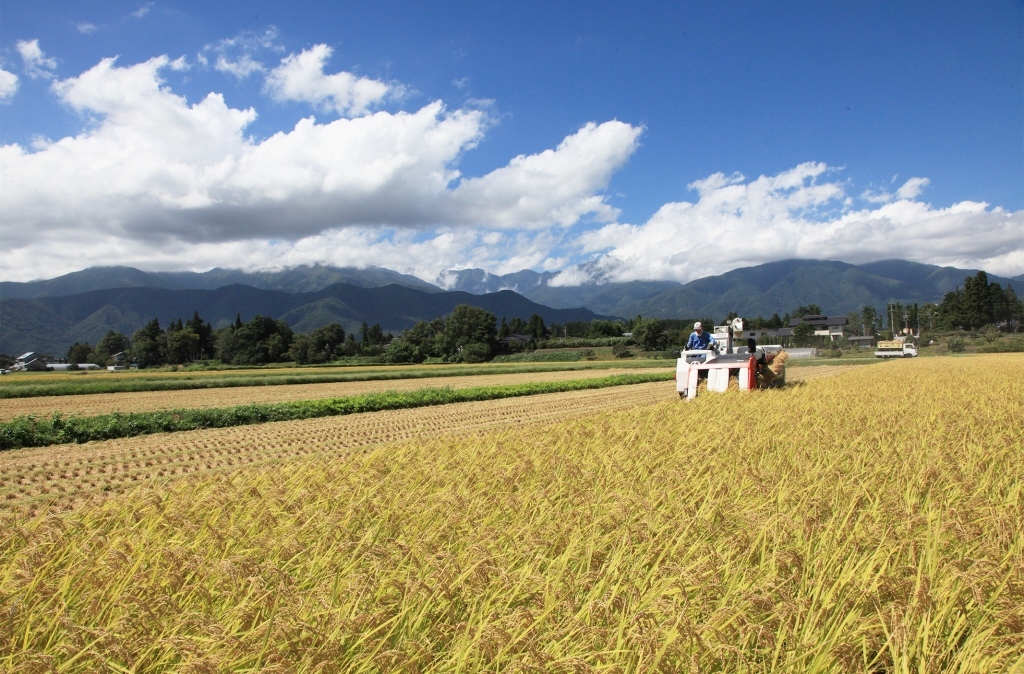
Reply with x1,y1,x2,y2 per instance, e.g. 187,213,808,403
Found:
0,52,642,281
559,164,1024,285
860,176,930,204
199,27,280,79
896,177,930,200
16,39,57,79
264,44,394,116
0,68,19,103
77,22,99,35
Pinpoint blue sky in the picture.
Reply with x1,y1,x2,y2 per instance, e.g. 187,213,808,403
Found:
2,1,1022,283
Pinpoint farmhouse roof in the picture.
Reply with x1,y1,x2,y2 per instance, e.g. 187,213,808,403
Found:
788,315,848,328
499,333,532,343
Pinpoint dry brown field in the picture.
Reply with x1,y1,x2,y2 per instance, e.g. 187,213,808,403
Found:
0,365,857,512
0,366,671,420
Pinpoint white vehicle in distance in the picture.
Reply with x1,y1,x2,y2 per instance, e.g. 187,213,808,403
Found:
875,340,918,358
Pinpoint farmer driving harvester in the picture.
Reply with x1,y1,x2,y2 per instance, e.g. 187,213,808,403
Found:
676,317,787,400
685,322,717,351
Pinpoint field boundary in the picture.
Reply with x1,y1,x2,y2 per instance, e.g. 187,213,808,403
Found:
0,372,674,450
0,361,672,399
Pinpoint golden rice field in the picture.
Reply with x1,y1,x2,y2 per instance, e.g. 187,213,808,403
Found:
0,367,673,420
0,366,856,512
2,355,1022,671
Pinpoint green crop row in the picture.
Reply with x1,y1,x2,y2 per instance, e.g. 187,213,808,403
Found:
0,360,671,399
0,372,673,450
491,350,596,363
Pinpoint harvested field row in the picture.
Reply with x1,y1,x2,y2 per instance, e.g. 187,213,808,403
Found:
0,367,670,420
0,365,855,511
0,381,678,511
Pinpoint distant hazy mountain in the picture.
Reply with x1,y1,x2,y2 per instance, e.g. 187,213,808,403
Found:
437,267,681,315
0,264,440,299
617,259,1022,320
1,283,608,356
436,268,556,295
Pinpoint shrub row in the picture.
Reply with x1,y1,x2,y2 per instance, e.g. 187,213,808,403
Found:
0,372,674,450
978,336,1024,353
536,337,632,349
491,350,596,363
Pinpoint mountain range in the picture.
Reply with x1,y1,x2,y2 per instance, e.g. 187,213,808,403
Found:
438,260,1020,318
0,264,439,299
620,259,1021,320
0,283,607,357
2,259,1019,356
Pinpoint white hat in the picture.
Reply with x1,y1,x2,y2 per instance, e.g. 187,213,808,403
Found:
694,321,702,329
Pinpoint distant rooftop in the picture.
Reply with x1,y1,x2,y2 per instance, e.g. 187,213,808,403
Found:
788,314,848,328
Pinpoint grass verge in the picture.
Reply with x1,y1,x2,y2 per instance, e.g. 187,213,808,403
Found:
0,372,673,450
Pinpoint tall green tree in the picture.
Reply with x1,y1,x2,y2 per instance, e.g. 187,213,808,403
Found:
632,318,667,350
131,319,166,368
185,311,214,358
938,272,1022,331
526,314,547,340
961,271,991,328
216,315,293,365
93,331,130,365
67,342,92,365
441,304,497,361
165,328,199,365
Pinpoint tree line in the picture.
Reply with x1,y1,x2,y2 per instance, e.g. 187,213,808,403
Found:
842,272,1022,338
63,306,561,368
67,313,363,368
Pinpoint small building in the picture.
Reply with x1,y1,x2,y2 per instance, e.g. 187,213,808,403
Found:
16,352,39,365
847,336,875,347
499,333,532,346
23,358,49,371
110,351,128,364
712,326,793,343
788,314,848,341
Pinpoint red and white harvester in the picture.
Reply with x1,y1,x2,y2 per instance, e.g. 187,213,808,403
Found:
676,318,786,400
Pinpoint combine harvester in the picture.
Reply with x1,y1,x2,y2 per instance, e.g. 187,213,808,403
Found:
677,318,787,400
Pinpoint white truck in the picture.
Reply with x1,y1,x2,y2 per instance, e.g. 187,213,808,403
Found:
875,340,917,358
